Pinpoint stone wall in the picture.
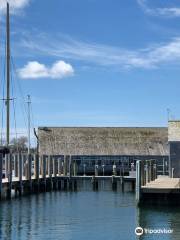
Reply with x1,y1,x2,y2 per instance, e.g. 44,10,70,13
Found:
38,127,168,156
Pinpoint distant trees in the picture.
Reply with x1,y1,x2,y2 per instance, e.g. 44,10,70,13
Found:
0,136,37,153
10,136,28,152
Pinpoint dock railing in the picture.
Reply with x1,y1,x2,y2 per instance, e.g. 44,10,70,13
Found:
136,159,157,205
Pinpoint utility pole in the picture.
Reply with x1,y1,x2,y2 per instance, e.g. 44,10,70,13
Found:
6,2,10,146
27,95,31,154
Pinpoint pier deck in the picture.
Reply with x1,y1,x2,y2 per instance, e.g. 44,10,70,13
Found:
141,176,180,193
136,160,180,205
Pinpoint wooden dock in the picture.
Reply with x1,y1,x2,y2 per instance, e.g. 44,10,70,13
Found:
0,153,136,200
136,160,180,205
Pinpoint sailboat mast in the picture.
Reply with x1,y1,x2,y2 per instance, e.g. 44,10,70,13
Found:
6,2,10,146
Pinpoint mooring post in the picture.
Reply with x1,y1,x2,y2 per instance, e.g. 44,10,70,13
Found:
34,154,39,192
42,155,47,191
48,155,52,178
53,157,58,190
24,154,28,179
136,160,141,205
34,154,39,180
28,154,32,191
5,154,8,179
153,163,157,180
112,176,117,190
18,154,23,195
47,155,52,190
73,160,78,176
63,155,67,176
121,176,124,192
0,154,3,200
53,157,57,177
14,154,18,178
69,155,72,178
57,157,61,176
113,164,117,176
7,154,12,199
95,164,98,176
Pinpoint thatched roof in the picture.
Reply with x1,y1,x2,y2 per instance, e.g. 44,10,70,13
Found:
38,127,168,156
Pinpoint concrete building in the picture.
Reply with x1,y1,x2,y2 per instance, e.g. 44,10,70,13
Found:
38,127,169,175
168,121,180,177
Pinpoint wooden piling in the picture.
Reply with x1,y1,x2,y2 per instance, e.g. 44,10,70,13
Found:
73,160,78,176
53,157,57,177
18,154,23,195
53,157,58,190
5,154,8,178
28,154,32,192
34,154,39,180
112,176,117,190
7,154,12,199
95,165,98,176
57,158,62,176
121,176,124,192
69,155,72,178
113,164,117,176
136,160,141,205
14,154,18,177
42,155,47,191
63,155,67,176
48,155,52,177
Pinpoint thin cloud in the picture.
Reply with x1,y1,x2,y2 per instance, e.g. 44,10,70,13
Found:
137,0,180,17
18,60,74,79
17,32,180,69
0,0,31,14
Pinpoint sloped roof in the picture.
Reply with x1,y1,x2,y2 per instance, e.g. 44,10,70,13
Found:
38,127,168,156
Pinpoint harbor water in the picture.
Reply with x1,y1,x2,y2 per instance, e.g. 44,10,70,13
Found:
0,180,180,240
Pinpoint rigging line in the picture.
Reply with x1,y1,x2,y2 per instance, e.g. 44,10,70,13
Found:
12,99,18,152
30,102,37,146
10,57,28,112
10,69,18,146
10,56,28,129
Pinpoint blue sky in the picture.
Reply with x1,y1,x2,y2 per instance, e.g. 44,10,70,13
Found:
1,0,180,141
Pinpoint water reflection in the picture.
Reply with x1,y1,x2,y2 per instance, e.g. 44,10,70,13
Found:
0,180,136,240
137,206,180,240
0,180,180,240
